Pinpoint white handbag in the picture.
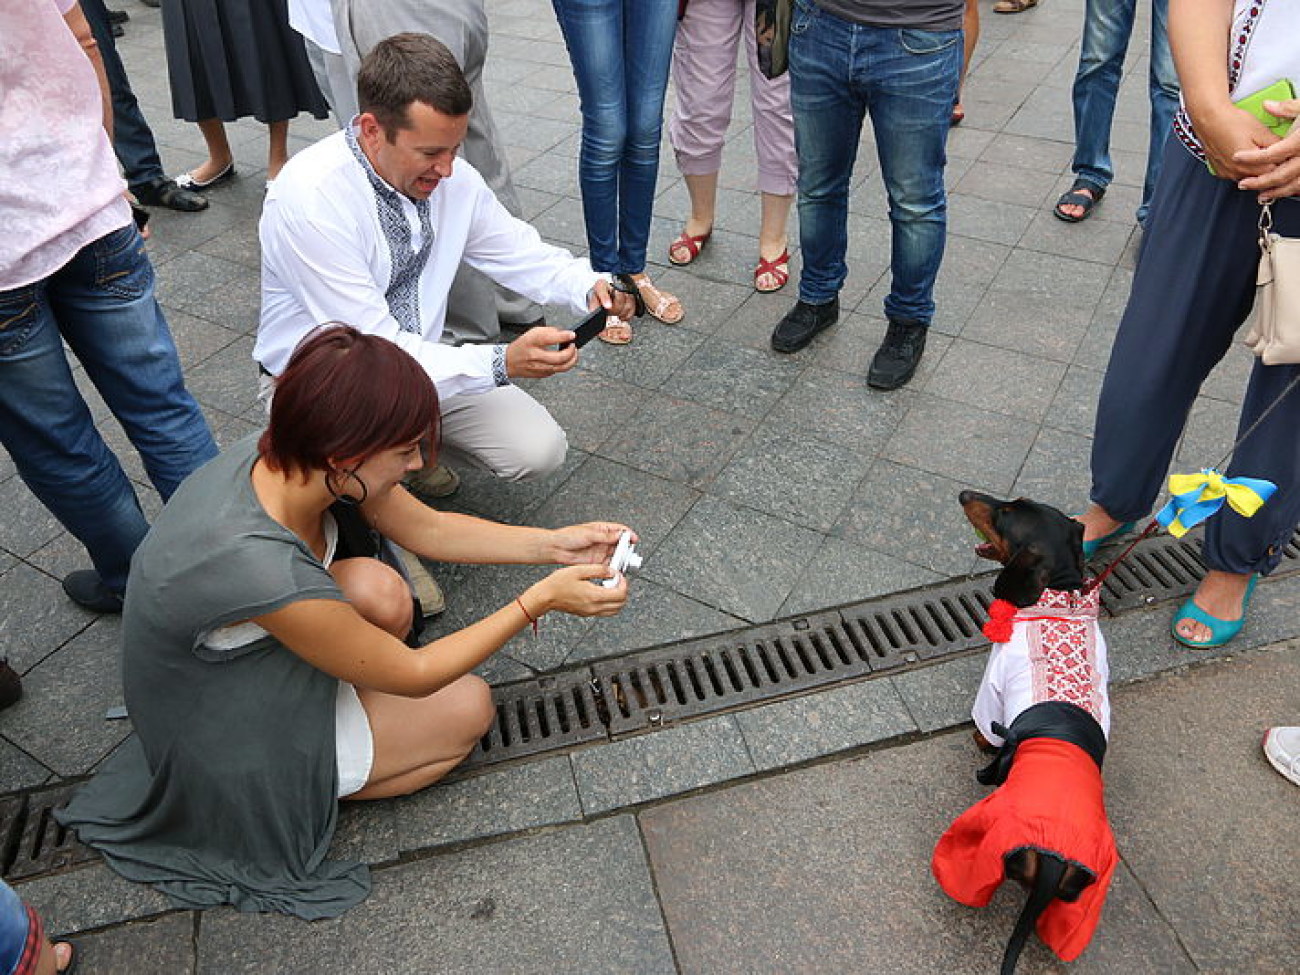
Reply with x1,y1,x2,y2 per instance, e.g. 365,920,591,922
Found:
1244,202,1300,364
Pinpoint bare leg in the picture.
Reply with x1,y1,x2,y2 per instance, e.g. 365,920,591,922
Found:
757,190,793,284
328,557,493,799
190,119,234,182
669,171,719,264
1076,502,1125,545
347,675,495,799
267,120,290,180
955,0,980,121
1175,570,1254,643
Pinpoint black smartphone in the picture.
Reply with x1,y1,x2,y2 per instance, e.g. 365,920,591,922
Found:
561,305,608,350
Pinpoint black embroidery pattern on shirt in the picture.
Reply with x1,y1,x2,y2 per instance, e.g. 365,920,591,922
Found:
346,128,433,335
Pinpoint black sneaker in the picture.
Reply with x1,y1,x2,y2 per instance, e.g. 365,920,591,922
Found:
0,662,21,712
62,570,125,614
131,177,209,213
770,298,839,353
867,318,928,390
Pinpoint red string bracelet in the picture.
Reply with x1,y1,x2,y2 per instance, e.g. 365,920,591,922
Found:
515,596,538,637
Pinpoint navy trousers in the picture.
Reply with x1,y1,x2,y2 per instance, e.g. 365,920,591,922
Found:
1091,140,1300,575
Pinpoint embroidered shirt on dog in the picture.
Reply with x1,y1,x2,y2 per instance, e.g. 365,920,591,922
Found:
973,587,1110,747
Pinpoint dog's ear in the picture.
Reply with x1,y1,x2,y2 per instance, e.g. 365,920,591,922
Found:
993,544,1052,607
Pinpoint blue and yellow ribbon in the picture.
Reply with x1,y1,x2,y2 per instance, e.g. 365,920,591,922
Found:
1155,469,1276,537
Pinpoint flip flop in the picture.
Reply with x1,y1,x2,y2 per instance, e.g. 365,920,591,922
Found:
1053,180,1106,223
1080,520,1135,560
950,104,966,126
754,250,790,293
668,229,711,265
1171,575,1258,649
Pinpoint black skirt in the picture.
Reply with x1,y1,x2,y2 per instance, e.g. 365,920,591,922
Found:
162,0,329,124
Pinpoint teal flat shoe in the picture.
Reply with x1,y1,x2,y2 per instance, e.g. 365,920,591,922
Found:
1171,575,1258,649
1081,520,1136,560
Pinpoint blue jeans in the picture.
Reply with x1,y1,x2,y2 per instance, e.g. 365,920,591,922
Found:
81,0,168,191
0,224,217,593
788,0,961,322
1070,0,1178,224
551,0,677,275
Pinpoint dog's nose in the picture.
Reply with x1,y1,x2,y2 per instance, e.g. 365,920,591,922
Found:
958,490,976,505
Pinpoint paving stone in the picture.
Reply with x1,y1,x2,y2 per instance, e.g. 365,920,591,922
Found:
595,394,756,490
890,652,991,733
198,817,674,974
947,193,1037,246
1018,208,1139,266
1013,427,1094,512
834,461,981,578
524,369,649,454
764,364,911,453
61,913,196,975
431,445,585,524
16,863,173,935
640,731,1191,975
928,234,1011,335
0,563,95,673
1,617,129,776
1175,396,1242,471
0,737,53,793
779,537,945,617
882,394,1036,494
182,335,260,418
978,132,1078,174
1104,642,1300,972
644,496,822,623
160,308,243,371
572,715,753,815
420,562,592,673
575,317,708,388
961,285,1095,361
396,757,581,851
565,579,743,664
1047,363,1106,437
329,799,399,866
710,429,872,533
0,481,65,559
529,456,699,555
659,338,806,416
953,161,1061,210
923,337,1067,421
736,678,916,771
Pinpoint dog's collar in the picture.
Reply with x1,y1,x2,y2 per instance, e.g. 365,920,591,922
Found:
983,587,1099,642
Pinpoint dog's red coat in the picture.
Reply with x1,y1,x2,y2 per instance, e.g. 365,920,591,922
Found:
931,738,1117,962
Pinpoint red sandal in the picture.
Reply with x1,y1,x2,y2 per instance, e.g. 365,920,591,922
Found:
668,228,711,265
754,249,790,293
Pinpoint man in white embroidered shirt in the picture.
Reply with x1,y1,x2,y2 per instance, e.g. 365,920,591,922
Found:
257,32,634,482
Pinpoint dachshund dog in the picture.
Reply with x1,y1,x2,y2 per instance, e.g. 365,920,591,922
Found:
932,492,1117,974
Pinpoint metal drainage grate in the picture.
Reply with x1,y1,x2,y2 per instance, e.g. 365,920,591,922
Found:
461,672,606,770
1097,526,1300,614
459,525,1300,765
1,783,97,882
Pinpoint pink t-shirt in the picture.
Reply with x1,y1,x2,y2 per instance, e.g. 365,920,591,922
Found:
0,0,130,290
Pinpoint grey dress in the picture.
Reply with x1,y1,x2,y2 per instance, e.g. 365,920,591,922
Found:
57,437,370,919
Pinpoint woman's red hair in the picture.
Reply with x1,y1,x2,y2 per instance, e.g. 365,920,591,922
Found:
259,325,440,474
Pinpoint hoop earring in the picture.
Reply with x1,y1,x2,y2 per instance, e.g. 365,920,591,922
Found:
326,466,369,506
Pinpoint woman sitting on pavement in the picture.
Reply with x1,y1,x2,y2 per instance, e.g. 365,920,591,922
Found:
58,326,632,919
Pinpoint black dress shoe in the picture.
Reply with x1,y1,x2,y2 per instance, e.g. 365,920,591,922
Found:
771,298,839,353
0,661,22,712
62,570,125,614
868,318,928,390
107,7,129,23
110,21,124,37
132,177,209,212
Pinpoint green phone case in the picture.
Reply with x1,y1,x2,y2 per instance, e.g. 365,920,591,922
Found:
1206,79,1296,174
1234,79,1297,138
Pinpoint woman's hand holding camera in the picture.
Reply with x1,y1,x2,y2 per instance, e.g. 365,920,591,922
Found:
545,522,636,565
524,564,628,619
